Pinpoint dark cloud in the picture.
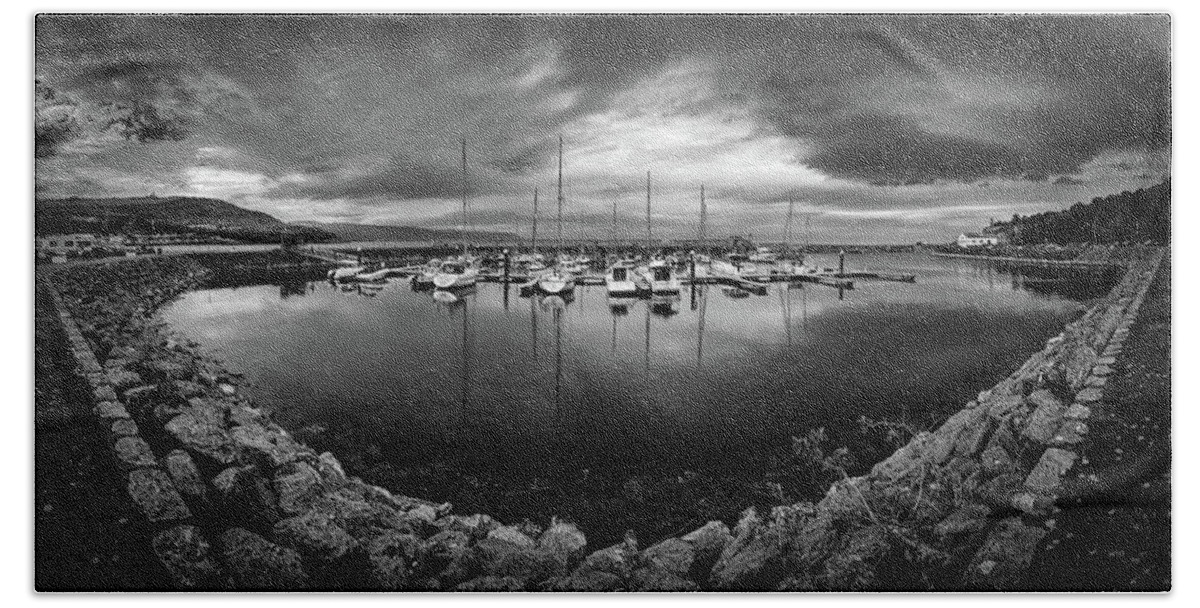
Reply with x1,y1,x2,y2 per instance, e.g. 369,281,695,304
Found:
1053,176,1087,186
34,13,1170,242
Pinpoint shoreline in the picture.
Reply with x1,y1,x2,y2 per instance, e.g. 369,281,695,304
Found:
34,247,1169,590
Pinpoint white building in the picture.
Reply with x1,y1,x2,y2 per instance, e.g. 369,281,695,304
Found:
36,233,126,256
957,233,1000,248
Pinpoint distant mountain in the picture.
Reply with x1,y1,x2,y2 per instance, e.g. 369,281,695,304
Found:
987,180,1170,245
35,195,335,243
296,221,519,243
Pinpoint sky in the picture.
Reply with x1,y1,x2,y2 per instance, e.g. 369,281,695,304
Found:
34,14,1171,244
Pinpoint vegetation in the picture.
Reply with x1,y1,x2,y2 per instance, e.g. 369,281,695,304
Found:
990,180,1170,246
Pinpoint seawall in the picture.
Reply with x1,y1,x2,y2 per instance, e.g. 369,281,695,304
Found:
38,247,1164,590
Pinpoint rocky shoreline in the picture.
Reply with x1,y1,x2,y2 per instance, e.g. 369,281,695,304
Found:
36,248,1166,590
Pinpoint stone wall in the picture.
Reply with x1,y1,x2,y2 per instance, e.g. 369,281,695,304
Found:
39,248,1164,591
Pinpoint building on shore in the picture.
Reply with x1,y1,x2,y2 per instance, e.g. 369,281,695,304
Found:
956,232,1001,248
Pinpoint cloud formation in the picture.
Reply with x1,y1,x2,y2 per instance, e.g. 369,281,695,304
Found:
34,14,1170,242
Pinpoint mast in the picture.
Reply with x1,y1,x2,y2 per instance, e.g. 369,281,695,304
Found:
461,136,468,258
645,171,652,250
556,134,564,256
699,184,707,251
785,198,795,258
532,187,539,254
612,199,618,250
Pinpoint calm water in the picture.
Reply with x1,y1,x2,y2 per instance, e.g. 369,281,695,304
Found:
161,252,1100,533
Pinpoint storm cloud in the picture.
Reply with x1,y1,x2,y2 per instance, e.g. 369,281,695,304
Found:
34,14,1170,242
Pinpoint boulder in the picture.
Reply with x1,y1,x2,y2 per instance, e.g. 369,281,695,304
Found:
640,537,695,579
486,525,535,549
556,569,624,591
93,401,130,421
93,385,118,402
310,488,401,539
114,436,158,469
231,423,309,468
222,527,309,590
273,511,359,563
316,452,348,485
1024,448,1078,493
109,418,139,439
416,530,472,578
1021,390,1065,444
273,462,324,515
106,369,143,392
165,407,237,465
821,524,894,590
934,504,993,540
212,465,276,513
537,520,587,569
962,517,1048,590
153,525,222,588
365,530,421,590
127,468,192,523
164,449,207,501
680,521,732,575
632,566,700,591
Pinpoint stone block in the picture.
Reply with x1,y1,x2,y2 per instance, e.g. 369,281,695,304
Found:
153,525,222,588
1023,448,1078,494
222,527,309,590
114,436,158,469
164,449,207,501
128,468,192,523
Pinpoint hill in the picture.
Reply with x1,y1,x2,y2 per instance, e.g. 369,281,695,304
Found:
35,196,335,243
296,221,519,243
988,180,1170,245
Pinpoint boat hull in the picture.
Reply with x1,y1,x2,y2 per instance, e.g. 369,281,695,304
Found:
433,272,478,290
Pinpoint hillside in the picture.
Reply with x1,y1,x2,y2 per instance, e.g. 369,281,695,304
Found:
297,221,519,243
35,196,334,243
989,180,1170,245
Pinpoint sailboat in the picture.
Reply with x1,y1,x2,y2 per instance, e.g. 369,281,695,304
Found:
637,171,681,294
433,138,480,291
605,260,639,297
537,135,576,296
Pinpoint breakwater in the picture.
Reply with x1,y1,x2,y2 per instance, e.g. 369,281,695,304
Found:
39,247,1163,590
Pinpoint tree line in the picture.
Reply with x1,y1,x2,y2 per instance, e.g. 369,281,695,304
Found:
992,179,1170,245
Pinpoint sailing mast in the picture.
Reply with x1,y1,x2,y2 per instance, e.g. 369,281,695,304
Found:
532,187,539,254
699,184,707,252
785,198,795,258
557,135,564,258
460,137,468,258
645,171,652,251
612,199,618,251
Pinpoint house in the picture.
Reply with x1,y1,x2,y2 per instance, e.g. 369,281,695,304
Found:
957,233,1000,248
36,233,127,257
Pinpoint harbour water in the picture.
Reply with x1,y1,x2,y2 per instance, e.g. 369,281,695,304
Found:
160,252,1109,543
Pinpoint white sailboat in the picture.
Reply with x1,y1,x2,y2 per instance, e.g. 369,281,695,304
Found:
605,260,639,297
434,138,479,291
643,258,681,294
537,135,576,295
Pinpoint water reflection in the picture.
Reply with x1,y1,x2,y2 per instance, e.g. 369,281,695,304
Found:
162,252,1117,515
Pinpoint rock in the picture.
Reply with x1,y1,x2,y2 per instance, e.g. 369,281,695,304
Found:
954,410,997,458
928,407,988,464
822,524,893,590
273,511,359,562
1075,387,1102,404
93,401,130,421
557,569,624,591
681,521,732,574
165,407,237,465
316,452,347,484
641,537,695,579
93,385,118,402
273,462,323,515
1085,375,1107,388
538,520,587,568
577,540,638,580
164,449,207,501
150,359,190,381
110,418,139,438
417,530,471,575
1063,404,1091,420
1091,364,1115,377
1051,420,1088,445
366,530,421,590
127,468,192,523
709,531,786,590
486,525,535,549
934,504,992,539
487,545,564,583
455,576,526,591
632,566,700,591
222,527,309,590
231,423,308,468
153,525,222,588
1021,389,1065,444
437,513,500,539
219,383,237,396
963,517,1048,590
404,504,439,525
106,369,143,391
1024,448,1078,493
212,465,276,513
114,436,158,469
310,488,400,539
